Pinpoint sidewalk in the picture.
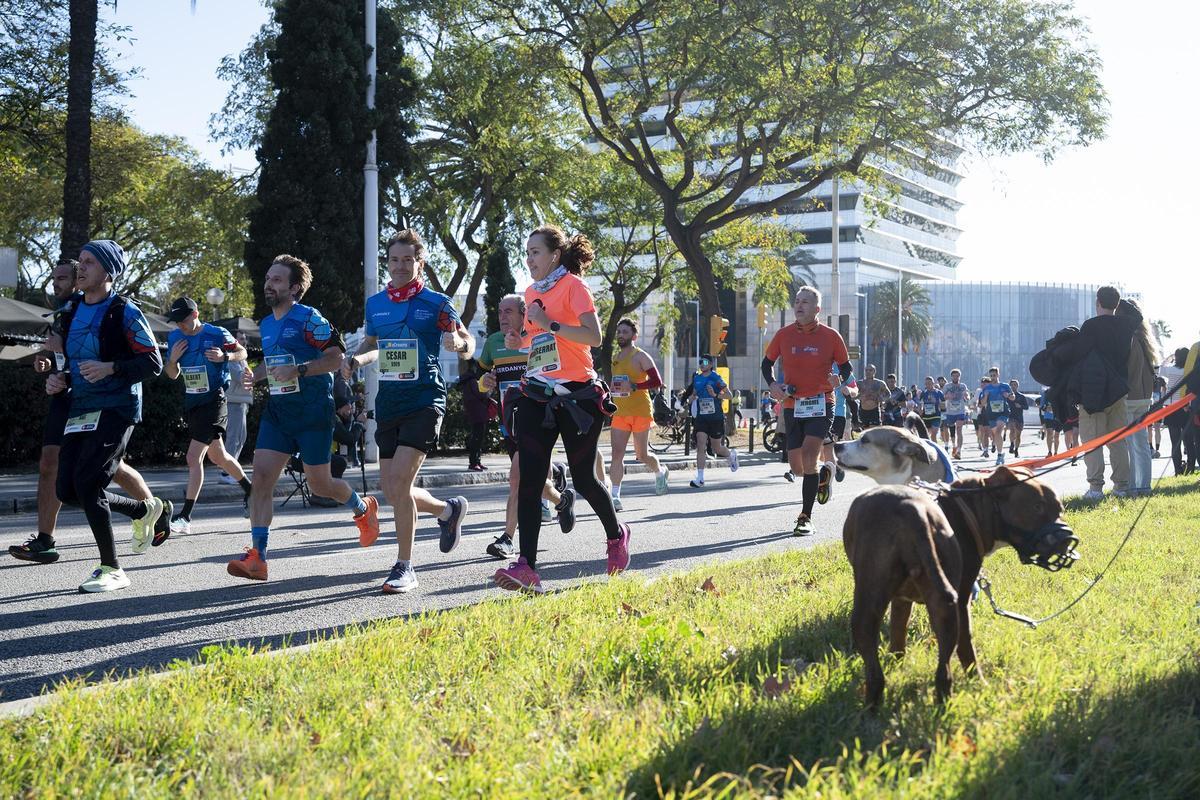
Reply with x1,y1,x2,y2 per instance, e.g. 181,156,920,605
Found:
0,436,777,515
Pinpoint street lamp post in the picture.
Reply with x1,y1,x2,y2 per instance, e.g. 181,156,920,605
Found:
205,286,226,321
362,0,379,462
687,299,700,371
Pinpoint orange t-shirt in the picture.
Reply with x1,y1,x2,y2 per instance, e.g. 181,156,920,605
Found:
764,322,849,407
522,272,597,383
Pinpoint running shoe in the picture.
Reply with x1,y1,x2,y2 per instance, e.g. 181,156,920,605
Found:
168,515,191,537
494,556,544,593
131,497,165,555
551,462,568,494
834,464,845,482
227,547,268,581
218,473,237,485
1081,489,1104,503
152,499,173,547
612,496,624,512
557,489,577,534
381,561,418,594
1112,489,1133,499
816,463,833,505
354,495,381,547
437,496,468,553
689,479,705,489
995,454,1005,466
728,448,740,472
8,535,59,564
655,466,669,495
606,523,632,575
486,534,516,560
541,500,553,522
793,513,814,537
79,565,130,593
783,471,795,483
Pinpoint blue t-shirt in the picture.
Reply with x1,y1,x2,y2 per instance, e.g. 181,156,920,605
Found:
918,388,945,418
364,287,460,422
65,294,158,423
834,377,857,419
167,323,238,409
260,303,335,431
980,382,1013,417
689,371,726,419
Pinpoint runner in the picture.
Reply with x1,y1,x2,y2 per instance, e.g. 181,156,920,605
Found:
881,373,907,426
818,370,857,503
762,286,852,536
680,355,739,488
608,317,669,508
1062,401,1081,463
942,368,970,459
974,376,992,455
46,241,167,592
341,231,472,593
476,292,574,560
917,376,944,438
979,367,1014,465
162,297,253,536
8,259,166,567
1037,388,1061,457
857,364,887,428
229,253,380,583
1006,378,1029,458
493,225,632,594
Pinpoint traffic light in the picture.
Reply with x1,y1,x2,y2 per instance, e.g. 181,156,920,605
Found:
756,303,767,329
708,315,730,357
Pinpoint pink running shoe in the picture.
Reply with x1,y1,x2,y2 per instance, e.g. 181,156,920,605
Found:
494,557,544,594
606,523,632,575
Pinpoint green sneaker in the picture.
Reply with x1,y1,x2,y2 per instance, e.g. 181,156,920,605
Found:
9,535,59,564
131,497,165,554
793,513,814,537
79,565,131,593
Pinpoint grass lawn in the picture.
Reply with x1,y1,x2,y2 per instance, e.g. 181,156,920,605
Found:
2,477,1199,799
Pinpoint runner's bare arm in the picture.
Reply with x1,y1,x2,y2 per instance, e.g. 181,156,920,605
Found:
342,334,380,379
441,321,474,355
527,303,601,347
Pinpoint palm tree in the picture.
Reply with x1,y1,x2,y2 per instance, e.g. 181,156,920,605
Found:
867,276,932,374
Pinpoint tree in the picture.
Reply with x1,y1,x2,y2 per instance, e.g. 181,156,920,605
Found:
498,0,1108,321
481,218,515,335
244,0,417,331
867,276,932,374
61,0,99,263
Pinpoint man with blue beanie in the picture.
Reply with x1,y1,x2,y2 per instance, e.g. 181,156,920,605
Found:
47,240,168,592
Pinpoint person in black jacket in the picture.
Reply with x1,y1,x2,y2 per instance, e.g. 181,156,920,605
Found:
1063,286,1142,501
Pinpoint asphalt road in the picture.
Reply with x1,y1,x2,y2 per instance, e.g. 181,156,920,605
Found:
0,435,1103,702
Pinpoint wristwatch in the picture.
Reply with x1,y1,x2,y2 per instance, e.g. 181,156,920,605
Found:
549,321,562,333
222,351,229,363
297,363,308,378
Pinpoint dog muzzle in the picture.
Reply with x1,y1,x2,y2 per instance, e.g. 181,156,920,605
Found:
1011,519,1079,572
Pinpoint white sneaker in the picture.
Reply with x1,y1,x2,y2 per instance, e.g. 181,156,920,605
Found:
79,565,130,593
1081,489,1104,502
169,515,192,536
612,497,624,512
131,497,164,554
728,448,740,472
654,467,669,495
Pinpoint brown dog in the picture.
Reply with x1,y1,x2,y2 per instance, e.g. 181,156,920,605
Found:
842,466,1075,707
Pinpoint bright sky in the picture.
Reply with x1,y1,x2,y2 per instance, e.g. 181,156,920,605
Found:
107,0,1196,352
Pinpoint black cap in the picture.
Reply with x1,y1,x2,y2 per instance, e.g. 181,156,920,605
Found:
166,296,199,322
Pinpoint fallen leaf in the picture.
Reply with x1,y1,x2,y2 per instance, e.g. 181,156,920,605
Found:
762,675,792,699
948,731,976,758
700,577,721,596
620,602,643,619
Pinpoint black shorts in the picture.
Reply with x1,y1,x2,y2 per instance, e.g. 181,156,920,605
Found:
185,397,228,445
1063,417,1079,431
783,403,835,449
503,435,518,458
1044,419,1063,432
42,392,71,448
58,409,133,494
860,407,882,428
831,415,847,440
376,407,443,457
692,416,726,441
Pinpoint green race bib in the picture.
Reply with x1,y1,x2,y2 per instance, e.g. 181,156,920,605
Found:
64,410,101,435
526,332,560,378
182,365,210,394
265,354,300,395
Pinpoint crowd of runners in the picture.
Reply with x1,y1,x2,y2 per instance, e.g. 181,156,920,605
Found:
7,232,1199,596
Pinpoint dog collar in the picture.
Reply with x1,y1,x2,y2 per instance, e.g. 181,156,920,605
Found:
930,441,957,483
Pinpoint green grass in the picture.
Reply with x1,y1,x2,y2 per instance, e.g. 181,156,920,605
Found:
3,478,1200,799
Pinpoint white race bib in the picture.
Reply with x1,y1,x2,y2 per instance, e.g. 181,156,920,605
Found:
379,338,418,382
265,354,300,395
526,332,560,377
182,365,210,394
698,397,717,416
989,399,1005,414
611,374,630,397
947,397,964,413
64,410,101,435
923,402,937,416
793,394,825,419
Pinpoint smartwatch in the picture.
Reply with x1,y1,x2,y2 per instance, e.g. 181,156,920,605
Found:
297,363,308,378
549,321,562,333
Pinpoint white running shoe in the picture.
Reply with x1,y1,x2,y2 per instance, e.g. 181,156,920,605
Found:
169,515,192,536
218,474,237,485
79,565,131,593
131,497,164,554
654,467,669,495
612,496,624,512
1081,489,1104,502
728,448,740,472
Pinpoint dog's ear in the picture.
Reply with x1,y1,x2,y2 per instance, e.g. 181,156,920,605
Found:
893,438,934,463
985,465,1031,486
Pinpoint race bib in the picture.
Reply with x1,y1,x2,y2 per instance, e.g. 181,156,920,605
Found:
53,352,66,372
265,354,300,395
379,338,418,382
698,397,717,416
989,399,1005,414
526,332,560,377
947,398,964,413
182,365,210,395
611,374,630,397
64,410,101,435
923,402,937,416
793,394,825,419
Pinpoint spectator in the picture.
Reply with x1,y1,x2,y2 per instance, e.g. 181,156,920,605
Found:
1118,301,1156,495
221,331,254,485
1160,347,1191,474
456,361,496,471
759,390,773,425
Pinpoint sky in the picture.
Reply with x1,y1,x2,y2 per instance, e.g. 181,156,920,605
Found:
105,0,1197,352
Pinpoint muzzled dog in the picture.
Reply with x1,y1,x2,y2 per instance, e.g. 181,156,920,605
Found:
842,466,1077,707
834,422,956,486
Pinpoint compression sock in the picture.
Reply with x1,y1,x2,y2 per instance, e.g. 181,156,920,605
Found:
346,490,368,516
251,526,269,558
180,498,196,520
801,473,819,516
238,478,252,495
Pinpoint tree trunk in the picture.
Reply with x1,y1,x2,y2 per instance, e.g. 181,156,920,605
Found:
663,213,722,320
60,0,98,263
595,284,627,383
458,250,488,328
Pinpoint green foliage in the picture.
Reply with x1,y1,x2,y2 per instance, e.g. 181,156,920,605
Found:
482,238,514,336
245,0,418,332
867,276,933,354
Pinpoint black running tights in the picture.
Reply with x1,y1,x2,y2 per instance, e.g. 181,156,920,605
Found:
514,394,620,568
56,411,143,568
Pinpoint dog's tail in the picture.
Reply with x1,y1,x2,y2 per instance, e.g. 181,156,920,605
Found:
914,526,958,607
903,412,930,440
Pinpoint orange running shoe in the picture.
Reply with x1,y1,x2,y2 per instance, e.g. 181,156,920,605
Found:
355,495,380,547
227,547,268,581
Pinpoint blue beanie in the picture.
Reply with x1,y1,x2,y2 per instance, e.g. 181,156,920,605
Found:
81,240,127,278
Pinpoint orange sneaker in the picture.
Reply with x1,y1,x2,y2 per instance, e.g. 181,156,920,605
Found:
227,548,268,581
355,495,380,547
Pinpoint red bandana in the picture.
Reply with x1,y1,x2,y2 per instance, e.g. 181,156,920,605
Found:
387,278,423,303
794,320,819,334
